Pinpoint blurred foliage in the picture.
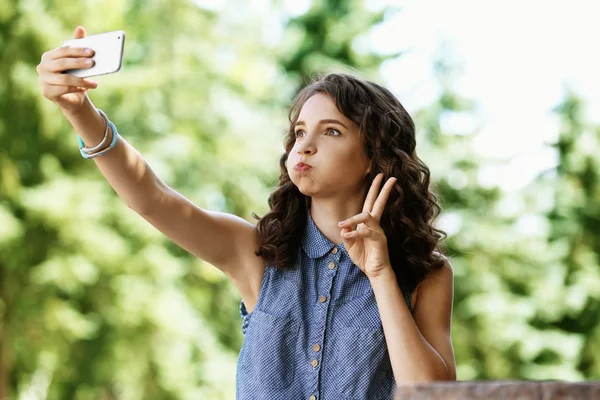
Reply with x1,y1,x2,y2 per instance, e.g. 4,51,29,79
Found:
1,0,599,399
424,56,600,381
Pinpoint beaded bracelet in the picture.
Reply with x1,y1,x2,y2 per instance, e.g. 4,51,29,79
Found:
77,109,120,159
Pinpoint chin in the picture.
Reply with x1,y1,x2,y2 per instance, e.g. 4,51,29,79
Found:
291,177,317,195
297,187,317,197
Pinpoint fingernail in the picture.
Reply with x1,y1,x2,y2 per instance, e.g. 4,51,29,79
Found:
338,221,345,226
85,48,93,55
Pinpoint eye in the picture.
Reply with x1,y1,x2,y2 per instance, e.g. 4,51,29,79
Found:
293,128,342,138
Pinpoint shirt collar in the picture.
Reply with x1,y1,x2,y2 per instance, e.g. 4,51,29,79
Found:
301,211,339,259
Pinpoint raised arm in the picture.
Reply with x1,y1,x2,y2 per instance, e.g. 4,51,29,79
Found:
37,30,266,309
62,100,264,300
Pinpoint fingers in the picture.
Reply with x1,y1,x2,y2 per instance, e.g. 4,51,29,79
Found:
46,56,95,73
37,50,97,88
362,173,384,214
60,85,89,95
39,83,88,100
339,173,397,230
361,172,397,220
38,70,97,101
371,176,397,219
338,211,374,230
43,72,97,89
36,27,96,107
45,45,94,61
342,227,374,239
37,46,95,92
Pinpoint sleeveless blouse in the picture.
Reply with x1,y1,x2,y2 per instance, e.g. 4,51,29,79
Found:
236,212,413,400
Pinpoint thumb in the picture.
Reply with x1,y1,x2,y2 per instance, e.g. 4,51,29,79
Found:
73,26,87,39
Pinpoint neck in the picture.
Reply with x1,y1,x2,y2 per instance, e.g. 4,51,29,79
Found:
309,194,365,245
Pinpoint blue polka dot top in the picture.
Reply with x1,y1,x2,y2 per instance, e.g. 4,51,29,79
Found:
236,211,413,400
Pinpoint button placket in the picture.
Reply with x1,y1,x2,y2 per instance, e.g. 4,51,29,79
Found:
311,255,337,395
312,293,327,370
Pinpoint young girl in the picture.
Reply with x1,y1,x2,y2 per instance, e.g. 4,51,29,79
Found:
38,26,456,400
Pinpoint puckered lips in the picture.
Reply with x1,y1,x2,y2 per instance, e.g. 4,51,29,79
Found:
294,162,312,172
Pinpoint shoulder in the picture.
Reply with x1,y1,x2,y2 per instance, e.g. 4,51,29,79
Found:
412,252,453,308
429,252,453,280
424,251,452,278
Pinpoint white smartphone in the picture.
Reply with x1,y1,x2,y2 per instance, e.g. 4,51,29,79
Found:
62,30,125,78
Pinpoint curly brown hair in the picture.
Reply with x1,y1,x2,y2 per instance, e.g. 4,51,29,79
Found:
251,72,447,294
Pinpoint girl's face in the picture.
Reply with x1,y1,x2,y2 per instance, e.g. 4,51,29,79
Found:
287,93,371,198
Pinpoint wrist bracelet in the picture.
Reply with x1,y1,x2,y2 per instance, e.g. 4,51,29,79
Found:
79,109,111,153
78,109,120,159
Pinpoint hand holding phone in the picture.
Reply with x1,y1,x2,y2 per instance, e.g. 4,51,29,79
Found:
62,29,125,78
37,26,124,113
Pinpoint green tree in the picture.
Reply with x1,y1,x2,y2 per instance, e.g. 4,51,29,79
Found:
1,0,282,398
415,53,600,380
544,92,600,378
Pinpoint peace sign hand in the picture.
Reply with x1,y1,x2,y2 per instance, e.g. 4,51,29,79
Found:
338,173,397,280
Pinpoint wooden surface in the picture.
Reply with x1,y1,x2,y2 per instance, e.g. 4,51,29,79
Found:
393,380,600,399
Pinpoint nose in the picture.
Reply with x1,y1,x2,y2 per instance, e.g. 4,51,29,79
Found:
297,141,316,155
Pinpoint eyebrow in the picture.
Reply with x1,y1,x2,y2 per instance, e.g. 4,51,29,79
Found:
294,119,348,130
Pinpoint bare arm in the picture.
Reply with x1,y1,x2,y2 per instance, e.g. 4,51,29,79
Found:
38,34,265,306
64,96,262,277
372,261,456,383
139,185,262,276
62,95,161,214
